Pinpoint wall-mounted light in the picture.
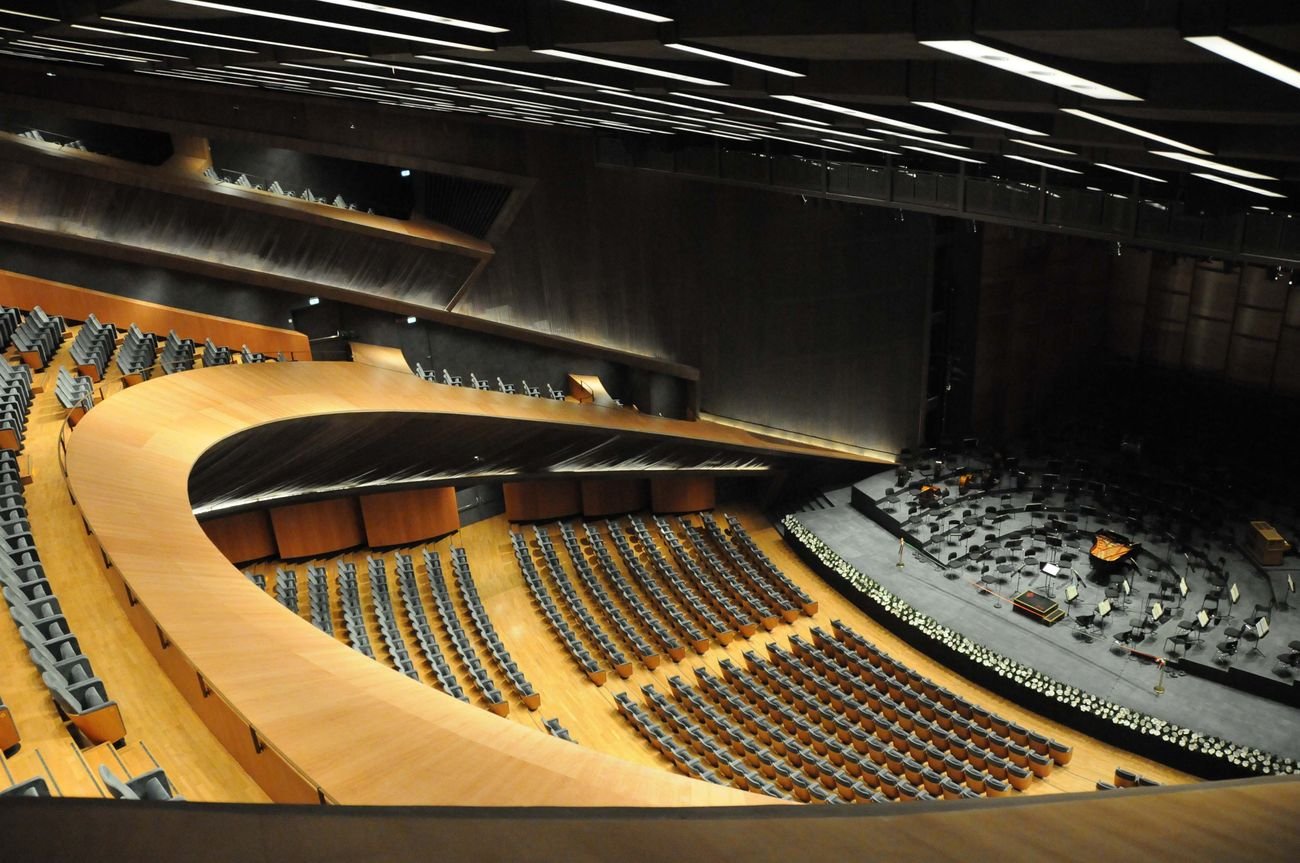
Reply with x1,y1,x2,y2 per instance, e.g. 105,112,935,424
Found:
406,315,418,324
308,296,320,305
400,169,411,177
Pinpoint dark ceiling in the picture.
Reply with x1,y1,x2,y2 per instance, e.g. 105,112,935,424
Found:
2,1,1299,202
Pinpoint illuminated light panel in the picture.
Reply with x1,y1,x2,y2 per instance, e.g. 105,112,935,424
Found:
920,39,1142,100
501,88,671,114
673,127,754,141
345,58,535,88
822,139,899,156
1191,172,1285,198
673,93,829,124
704,117,776,133
1149,150,1277,181
0,48,102,66
534,48,727,86
305,1,505,32
1185,35,1300,91
418,55,624,90
72,24,259,53
102,16,366,58
1095,162,1167,183
161,1,492,51
664,42,803,77
597,90,721,114
1005,154,1081,174
757,134,851,152
412,87,578,114
867,128,968,150
1061,109,1211,155
771,95,943,134
30,35,188,60
136,69,256,86
0,24,22,32
901,145,985,164
1010,138,1076,155
912,101,1045,136
556,1,672,23
0,7,58,20
13,40,155,63
809,126,884,143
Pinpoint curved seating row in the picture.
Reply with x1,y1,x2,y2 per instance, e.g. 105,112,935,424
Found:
423,549,507,714
272,567,299,614
544,717,576,743
159,330,196,375
115,324,157,380
69,314,116,382
654,515,757,637
580,522,685,661
305,565,333,635
717,513,817,616
511,530,607,684
1,451,125,745
678,518,779,630
395,554,466,702
12,306,66,370
625,517,732,645
531,526,632,678
335,562,375,659
1,360,33,450
604,521,709,654
447,547,538,710
414,363,566,401
367,555,419,682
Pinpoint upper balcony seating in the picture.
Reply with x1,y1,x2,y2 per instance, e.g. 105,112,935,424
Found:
160,331,196,374
115,324,159,380
68,313,117,382
12,306,66,370
202,338,232,367
98,763,184,802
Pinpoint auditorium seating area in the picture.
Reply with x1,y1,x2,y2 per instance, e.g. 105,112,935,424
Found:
414,363,567,401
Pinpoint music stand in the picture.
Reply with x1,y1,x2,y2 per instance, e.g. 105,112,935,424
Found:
1221,582,1241,625
1040,562,1061,597
1120,576,1132,610
1064,583,1080,606
1177,575,1189,610
1045,535,1063,564
1248,616,1270,657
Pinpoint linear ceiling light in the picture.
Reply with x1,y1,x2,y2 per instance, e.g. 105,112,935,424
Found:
1191,173,1285,198
867,128,968,149
672,93,829,124
13,41,155,63
345,58,529,88
1185,35,1300,91
901,145,985,164
663,42,803,77
1061,109,1210,155
912,101,1045,136
674,127,754,141
0,8,58,20
533,48,727,86
556,1,671,23
72,24,259,53
779,122,878,140
823,139,900,156
1010,138,1076,155
772,95,943,134
920,39,1141,101
598,90,721,114
418,55,623,89
32,34,188,59
1005,154,1081,174
0,47,101,65
102,16,366,57
161,1,491,51
1149,150,1278,181
758,134,850,152
305,1,505,32
1094,163,1167,183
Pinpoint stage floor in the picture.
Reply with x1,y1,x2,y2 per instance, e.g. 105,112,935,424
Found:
794,478,1300,764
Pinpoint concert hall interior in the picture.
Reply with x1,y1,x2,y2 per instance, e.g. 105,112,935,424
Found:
2,2,1300,860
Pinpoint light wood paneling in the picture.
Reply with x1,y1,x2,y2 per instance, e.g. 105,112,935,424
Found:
359,486,459,548
269,498,365,560
503,480,582,522
201,510,277,565
349,341,412,374
0,268,310,357
651,476,715,513
581,478,648,517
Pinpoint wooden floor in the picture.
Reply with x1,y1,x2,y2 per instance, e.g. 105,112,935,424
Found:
251,506,1197,798
0,332,267,801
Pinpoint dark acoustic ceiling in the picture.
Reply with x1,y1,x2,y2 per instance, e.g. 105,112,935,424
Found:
2,1,1300,203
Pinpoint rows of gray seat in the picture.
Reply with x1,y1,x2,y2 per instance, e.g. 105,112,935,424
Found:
305,565,332,635
414,363,566,400
703,514,810,619
511,531,605,681
115,324,157,379
1,360,34,448
544,717,575,743
160,330,196,374
721,514,817,614
677,517,777,629
98,761,183,802
54,366,93,419
653,515,754,636
202,338,232,367
424,549,505,710
626,516,730,641
581,522,683,659
366,555,419,681
614,691,736,791
69,313,116,380
0,451,122,741
12,306,65,369
448,546,536,707
395,552,466,701
605,521,709,652
552,523,657,665
532,525,630,675
0,306,22,351
272,566,299,614
335,561,375,659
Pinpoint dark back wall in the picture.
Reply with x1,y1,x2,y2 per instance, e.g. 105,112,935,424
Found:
461,136,936,457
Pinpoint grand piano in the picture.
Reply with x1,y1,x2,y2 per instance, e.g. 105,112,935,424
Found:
1090,530,1140,576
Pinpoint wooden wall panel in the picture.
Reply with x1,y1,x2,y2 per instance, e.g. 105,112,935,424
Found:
502,480,581,522
581,478,648,517
650,477,715,514
359,486,459,547
201,510,277,565
0,269,310,357
269,498,365,560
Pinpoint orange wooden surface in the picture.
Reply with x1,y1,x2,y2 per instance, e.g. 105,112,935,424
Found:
359,486,459,548
349,342,413,374
581,478,649,517
651,476,716,513
269,498,365,560
0,268,310,357
503,480,583,522
201,510,278,565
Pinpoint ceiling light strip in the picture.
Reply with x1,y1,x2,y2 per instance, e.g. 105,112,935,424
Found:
534,48,727,86
1094,163,1167,183
556,1,672,24
1005,153,1081,174
664,42,803,77
102,16,367,58
72,24,260,53
304,1,506,33
1010,138,1077,155
901,145,985,164
919,39,1142,101
1185,35,1300,92
1191,172,1285,198
1149,150,1277,181
912,101,1045,136
772,95,944,134
1061,109,1210,155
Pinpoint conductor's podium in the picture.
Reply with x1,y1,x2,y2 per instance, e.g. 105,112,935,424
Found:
1013,589,1066,626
